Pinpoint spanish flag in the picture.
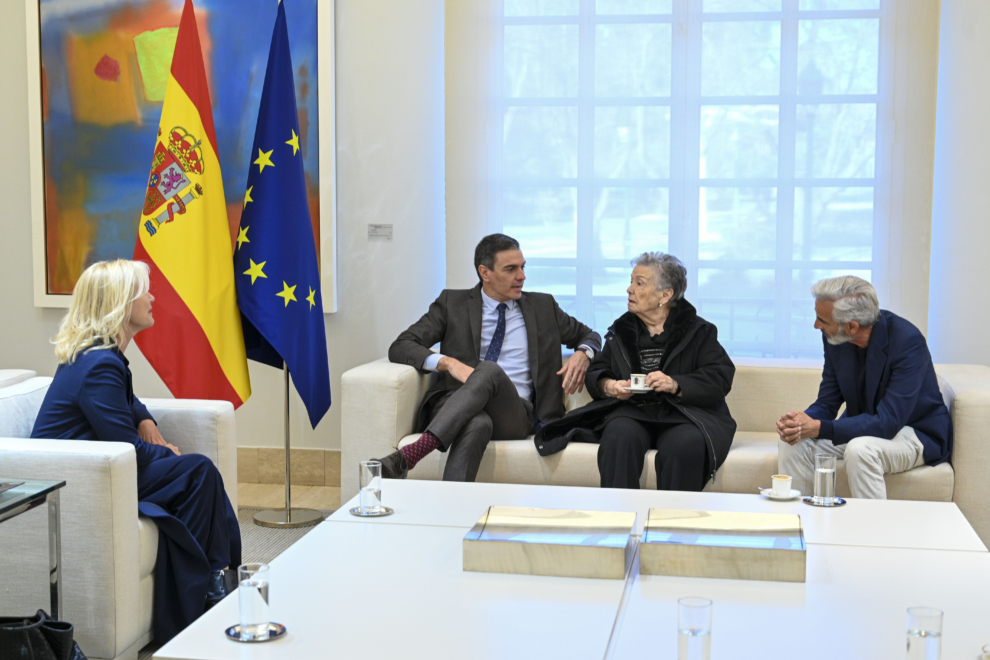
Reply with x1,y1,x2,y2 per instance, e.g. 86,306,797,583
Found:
133,0,251,408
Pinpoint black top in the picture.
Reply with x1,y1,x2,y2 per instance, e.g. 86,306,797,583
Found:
637,321,668,374
606,317,685,424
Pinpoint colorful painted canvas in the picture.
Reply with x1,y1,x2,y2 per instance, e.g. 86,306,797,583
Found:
38,0,319,294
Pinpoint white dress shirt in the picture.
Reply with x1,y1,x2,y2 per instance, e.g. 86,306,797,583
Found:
423,289,533,400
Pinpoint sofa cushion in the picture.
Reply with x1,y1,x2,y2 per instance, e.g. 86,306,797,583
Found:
403,428,954,502
137,515,159,579
872,463,954,501
701,431,780,494
0,377,52,438
725,361,825,433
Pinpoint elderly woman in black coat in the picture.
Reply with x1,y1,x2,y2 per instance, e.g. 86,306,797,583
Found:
535,252,736,491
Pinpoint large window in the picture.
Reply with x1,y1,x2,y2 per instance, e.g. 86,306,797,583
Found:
493,0,884,357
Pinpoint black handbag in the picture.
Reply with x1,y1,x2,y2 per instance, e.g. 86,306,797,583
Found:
0,610,87,660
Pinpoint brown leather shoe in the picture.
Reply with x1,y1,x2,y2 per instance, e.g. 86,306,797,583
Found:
376,450,409,479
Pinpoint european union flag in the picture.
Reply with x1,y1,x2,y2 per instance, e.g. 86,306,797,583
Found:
233,1,330,428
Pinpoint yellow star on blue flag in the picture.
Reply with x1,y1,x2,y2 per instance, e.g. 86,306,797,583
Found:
233,1,331,428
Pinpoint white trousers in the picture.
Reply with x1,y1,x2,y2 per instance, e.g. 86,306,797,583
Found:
777,427,926,500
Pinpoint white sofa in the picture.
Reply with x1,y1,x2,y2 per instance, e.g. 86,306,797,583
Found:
0,375,238,660
342,357,990,546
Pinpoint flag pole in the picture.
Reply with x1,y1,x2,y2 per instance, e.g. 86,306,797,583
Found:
253,363,323,528
283,361,291,519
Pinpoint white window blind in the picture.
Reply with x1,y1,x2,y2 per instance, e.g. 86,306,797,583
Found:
490,0,887,358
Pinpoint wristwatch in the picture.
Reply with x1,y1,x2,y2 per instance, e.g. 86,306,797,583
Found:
580,346,594,360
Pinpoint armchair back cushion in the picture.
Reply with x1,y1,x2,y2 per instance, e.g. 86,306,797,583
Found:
0,377,53,438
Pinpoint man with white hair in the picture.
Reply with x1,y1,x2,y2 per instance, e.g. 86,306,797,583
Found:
776,276,952,499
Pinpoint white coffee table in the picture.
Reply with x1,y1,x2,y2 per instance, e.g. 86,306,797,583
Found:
154,521,629,660
155,480,989,660
611,544,990,659
328,480,987,552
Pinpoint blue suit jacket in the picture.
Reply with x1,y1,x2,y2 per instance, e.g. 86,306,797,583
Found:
32,347,175,467
805,310,952,466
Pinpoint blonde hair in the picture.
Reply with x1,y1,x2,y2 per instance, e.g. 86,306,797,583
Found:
54,260,151,364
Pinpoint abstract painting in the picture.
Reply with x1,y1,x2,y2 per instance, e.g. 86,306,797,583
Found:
30,0,322,298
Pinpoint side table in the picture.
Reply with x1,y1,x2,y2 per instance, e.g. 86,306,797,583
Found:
0,479,66,619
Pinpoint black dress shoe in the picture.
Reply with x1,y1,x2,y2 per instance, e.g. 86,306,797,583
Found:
205,569,228,610
376,450,409,479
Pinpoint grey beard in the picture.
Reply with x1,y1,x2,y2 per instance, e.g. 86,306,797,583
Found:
824,327,853,346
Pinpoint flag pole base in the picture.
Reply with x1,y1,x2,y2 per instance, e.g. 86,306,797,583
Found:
253,508,324,529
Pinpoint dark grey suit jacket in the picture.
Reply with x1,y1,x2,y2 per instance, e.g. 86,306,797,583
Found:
389,284,602,432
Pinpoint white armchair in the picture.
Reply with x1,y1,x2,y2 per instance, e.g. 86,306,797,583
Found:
0,376,237,660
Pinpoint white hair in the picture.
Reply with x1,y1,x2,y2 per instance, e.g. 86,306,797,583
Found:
630,252,687,302
811,276,880,328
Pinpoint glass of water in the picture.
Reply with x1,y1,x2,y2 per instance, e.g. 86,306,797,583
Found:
678,597,712,660
906,606,942,659
813,453,837,505
359,460,383,515
238,563,270,641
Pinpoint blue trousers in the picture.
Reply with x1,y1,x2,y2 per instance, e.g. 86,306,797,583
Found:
137,453,241,643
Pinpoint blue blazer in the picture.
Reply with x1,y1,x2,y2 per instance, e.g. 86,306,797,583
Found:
32,347,175,467
805,310,951,466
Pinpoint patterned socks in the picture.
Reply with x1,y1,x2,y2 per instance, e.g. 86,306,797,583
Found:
399,430,441,470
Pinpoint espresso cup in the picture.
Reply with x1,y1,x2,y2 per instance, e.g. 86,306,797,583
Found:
771,474,792,497
630,374,647,388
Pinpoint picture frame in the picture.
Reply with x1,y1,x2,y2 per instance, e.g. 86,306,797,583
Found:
24,0,337,312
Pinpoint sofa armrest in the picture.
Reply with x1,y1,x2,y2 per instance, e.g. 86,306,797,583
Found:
934,364,990,548
0,369,37,389
0,439,141,660
341,358,430,499
142,399,238,511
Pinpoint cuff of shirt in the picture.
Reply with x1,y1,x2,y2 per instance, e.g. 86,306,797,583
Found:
577,344,595,357
816,419,834,440
134,409,155,426
423,353,445,371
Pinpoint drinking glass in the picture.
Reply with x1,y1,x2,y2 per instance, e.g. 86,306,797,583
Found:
813,453,837,505
906,607,942,660
677,597,712,660
238,563,270,641
359,460,383,515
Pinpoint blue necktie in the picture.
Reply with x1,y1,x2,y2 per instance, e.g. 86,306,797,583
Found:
484,303,508,362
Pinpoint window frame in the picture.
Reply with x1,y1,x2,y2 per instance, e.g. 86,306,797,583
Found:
487,0,895,357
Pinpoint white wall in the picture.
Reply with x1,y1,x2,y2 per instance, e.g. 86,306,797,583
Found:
928,0,990,366
882,0,940,332
445,0,492,288
0,0,446,451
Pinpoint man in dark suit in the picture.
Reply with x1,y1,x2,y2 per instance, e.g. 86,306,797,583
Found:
777,276,951,499
377,234,602,482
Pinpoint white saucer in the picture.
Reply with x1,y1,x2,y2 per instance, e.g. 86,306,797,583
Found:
758,488,802,501
623,385,653,392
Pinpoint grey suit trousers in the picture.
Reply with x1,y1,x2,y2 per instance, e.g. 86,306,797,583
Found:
426,361,534,482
